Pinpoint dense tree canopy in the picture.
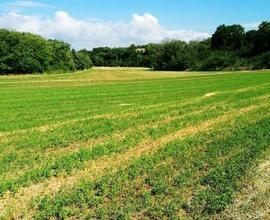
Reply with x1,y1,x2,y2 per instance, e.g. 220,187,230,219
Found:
72,49,93,71
0,30,52,74
153,40,188,71
0,29,92,74
88,21,270,71
89,44,157,68
211,24,245,50
255,21,270,54
1,20,270,74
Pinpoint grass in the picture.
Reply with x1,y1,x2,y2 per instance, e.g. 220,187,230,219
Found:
219,149,270,219
0,68,269,219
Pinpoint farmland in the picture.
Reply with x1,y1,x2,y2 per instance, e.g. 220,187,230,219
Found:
0,68,269,219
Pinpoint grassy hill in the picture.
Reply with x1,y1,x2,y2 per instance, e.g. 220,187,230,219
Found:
0,68,269,219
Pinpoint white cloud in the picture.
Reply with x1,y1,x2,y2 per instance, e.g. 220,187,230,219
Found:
241,22,260,30
0,11,210,49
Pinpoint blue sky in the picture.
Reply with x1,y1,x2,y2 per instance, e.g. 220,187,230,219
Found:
0,0,269,49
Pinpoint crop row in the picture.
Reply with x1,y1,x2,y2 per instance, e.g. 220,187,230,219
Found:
33,107,270,219
0,89,268,197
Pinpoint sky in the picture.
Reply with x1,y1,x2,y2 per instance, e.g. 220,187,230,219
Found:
0,0,269,49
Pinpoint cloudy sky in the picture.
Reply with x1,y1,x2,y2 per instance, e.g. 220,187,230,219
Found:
0,0,269,49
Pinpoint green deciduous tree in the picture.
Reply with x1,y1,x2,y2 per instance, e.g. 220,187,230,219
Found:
0,29,93,74
212,24,245,50
73,49,93,70
153,40,188,71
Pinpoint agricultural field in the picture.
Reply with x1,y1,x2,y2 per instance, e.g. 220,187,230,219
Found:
0,68,269,219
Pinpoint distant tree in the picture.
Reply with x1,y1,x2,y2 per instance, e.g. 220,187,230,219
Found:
242,30,257,56
90,47,110,66
258,21,270,32
254,21,270,54
142,43,160,68
48,40,75,72
0,29,85,74
184,39,211,70
212,24,245,50
2,20,270,74
154,40,188,71
200,52,239,71
249,51,270,69
0,29,52,74
73,49,93,70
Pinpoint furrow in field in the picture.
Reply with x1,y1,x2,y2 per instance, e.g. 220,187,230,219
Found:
2,82,267,135
0,90,224,154
1,93,235,184
42,108,207,157
0,94,189,134
0,104,216,183
1,97,178,135
0,91,269,187
0,104,264,219
2,85,268,154
234,83,270,92
1,91,269,187
81,112,270,219
1,78,263,111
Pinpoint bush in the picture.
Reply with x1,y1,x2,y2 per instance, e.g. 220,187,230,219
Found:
249,52,270,70
200,52,240,71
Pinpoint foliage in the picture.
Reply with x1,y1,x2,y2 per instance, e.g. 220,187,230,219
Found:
0,29,92,74
0,29,52,74
153,40,188,71
47,39,75,72
1,20,270,73
89,44,159,67
72,49,93,70
87,21,270,71
211,24,245,50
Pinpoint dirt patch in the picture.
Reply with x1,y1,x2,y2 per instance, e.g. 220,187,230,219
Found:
204,92,219,98
119,103,132,106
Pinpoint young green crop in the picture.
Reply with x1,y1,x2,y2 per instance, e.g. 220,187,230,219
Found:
34,110,270,219
0,68,269,219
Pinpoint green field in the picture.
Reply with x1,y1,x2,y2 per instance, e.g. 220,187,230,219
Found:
0,68,269,219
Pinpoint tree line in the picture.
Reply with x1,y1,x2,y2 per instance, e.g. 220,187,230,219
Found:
88,21,270,71
1,21,270,74
0,29,92,74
